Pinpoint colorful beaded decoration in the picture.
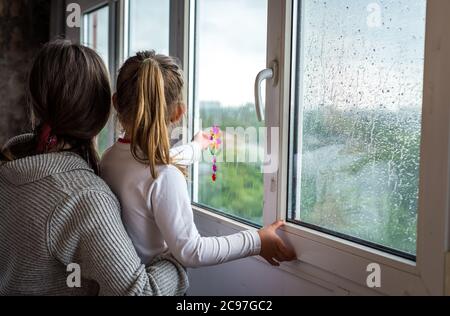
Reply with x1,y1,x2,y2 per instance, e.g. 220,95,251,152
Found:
210,126,222,182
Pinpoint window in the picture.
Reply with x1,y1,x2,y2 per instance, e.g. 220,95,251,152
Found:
82,5,111,155
287,0,427,258
63,0,450,295
83,6,109,67
128,0,170,56
191,0,268,226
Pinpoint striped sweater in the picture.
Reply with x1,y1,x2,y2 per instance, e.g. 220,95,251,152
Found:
0,136,188,296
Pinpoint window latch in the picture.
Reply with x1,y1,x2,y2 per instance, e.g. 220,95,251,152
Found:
254,60,279,122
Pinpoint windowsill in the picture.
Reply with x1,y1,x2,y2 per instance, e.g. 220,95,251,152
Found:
282,222,417,269
192,205,427,295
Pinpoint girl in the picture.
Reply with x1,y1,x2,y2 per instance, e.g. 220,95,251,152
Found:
0,40,188,296
101,51,296,268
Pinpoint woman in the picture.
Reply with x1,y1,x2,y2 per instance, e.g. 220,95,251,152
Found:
0,40,188,296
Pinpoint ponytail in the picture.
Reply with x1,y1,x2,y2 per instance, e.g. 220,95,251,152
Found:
130,58,171,178
116,51,185,178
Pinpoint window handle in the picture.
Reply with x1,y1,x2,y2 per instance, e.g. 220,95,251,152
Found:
254,60,278,122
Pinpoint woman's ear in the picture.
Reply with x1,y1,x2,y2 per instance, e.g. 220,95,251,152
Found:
112,93,118,112
170,104,187,123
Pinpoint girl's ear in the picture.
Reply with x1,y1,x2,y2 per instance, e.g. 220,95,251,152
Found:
170,103,187,123
112,93,118,111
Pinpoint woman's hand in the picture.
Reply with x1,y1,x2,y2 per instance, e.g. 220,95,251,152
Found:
193,131,213,151
258,221,297,266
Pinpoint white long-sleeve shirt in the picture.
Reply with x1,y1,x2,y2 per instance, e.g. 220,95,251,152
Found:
169,142,203,166
100,142,261,267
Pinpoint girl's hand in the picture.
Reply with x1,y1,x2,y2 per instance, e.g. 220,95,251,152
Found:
258,221,297,266
194,131,213,151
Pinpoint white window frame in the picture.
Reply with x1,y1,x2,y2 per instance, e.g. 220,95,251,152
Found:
185,0,271,226
61,0,450,295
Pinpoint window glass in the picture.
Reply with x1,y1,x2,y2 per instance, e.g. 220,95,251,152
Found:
83,6,109,66
192,0,268,225
288,0,427,257
83,6,111,155
128,0,170,56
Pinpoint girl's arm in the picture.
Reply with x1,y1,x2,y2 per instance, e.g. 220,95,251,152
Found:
48,190,189,296
170,142,202,166
170,131,212,166
151,166,261,268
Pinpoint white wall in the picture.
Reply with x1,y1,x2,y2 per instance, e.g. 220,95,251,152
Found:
188,257,333,296
187,212,380,296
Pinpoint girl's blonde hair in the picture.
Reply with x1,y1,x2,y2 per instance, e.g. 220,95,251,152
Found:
116,51,184,178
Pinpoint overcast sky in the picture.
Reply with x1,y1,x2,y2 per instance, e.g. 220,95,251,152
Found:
196,0,268,107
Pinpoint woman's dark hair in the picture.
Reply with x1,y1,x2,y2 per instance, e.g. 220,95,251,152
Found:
0,40,112,174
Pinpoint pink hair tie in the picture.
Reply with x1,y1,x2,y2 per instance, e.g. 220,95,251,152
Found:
37,124,58,154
